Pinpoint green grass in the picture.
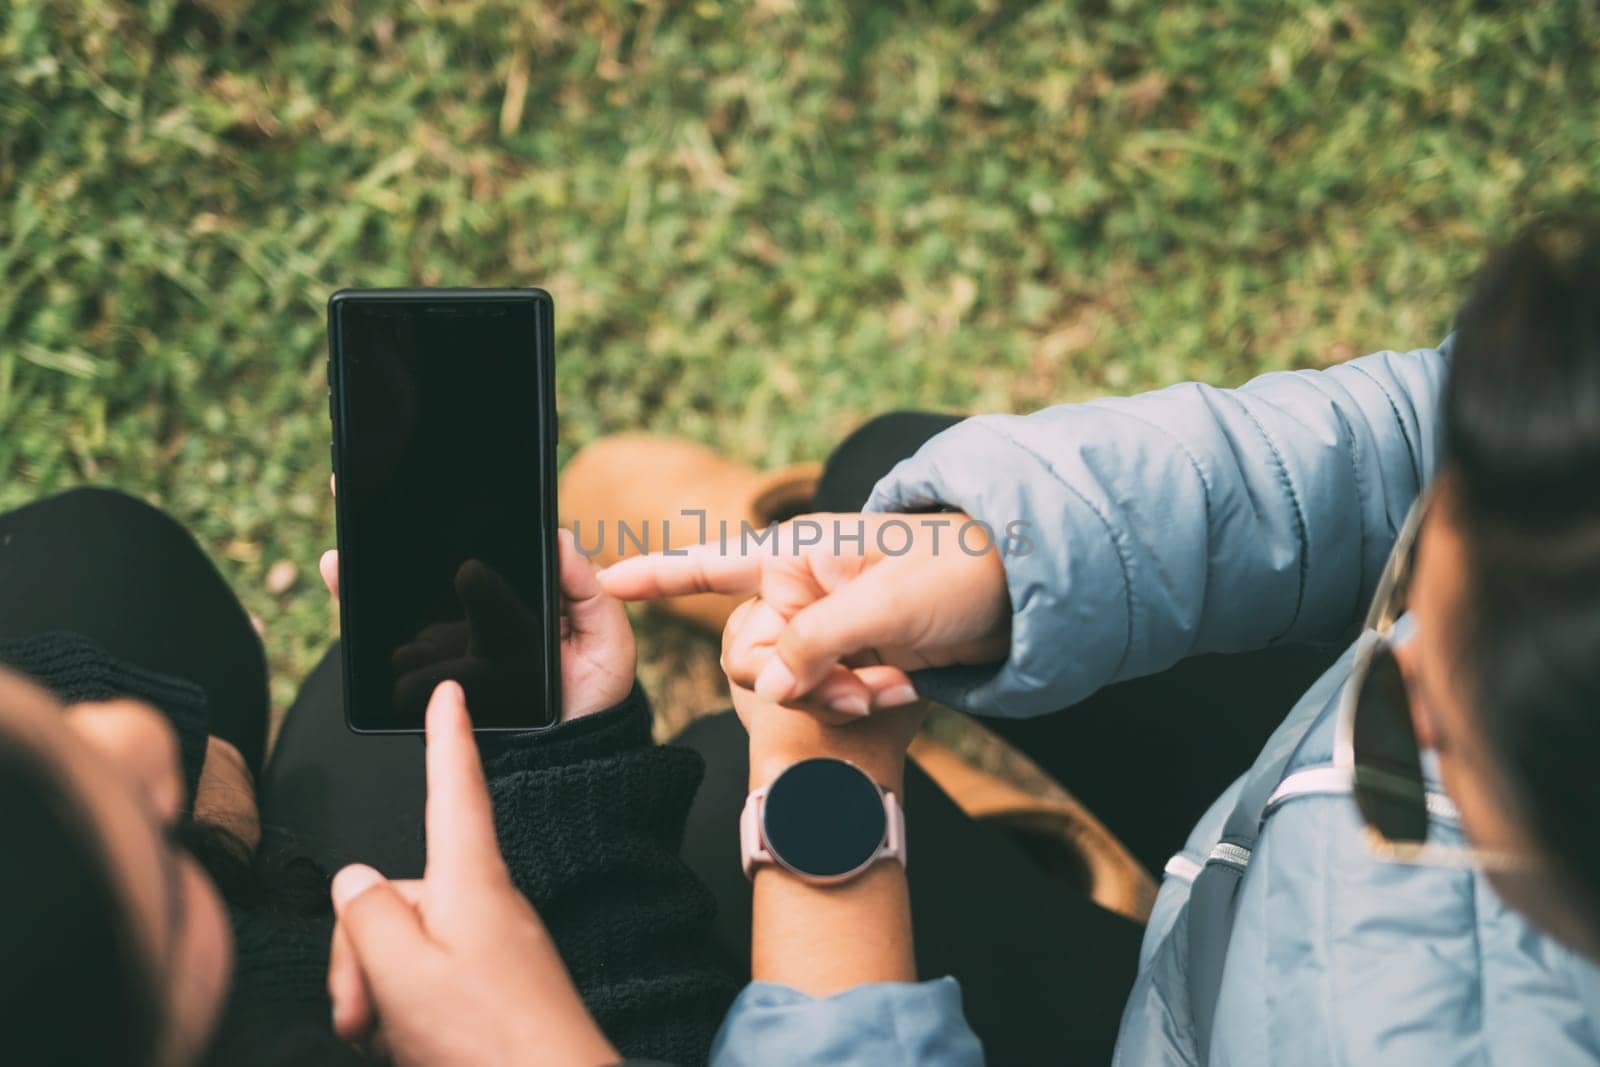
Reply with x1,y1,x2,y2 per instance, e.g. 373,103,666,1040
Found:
3,0,1597,723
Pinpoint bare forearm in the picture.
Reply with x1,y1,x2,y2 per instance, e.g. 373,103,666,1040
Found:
752,859,915,996
748,747,916,996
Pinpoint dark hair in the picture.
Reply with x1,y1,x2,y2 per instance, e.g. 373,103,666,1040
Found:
0,736,163,1066
1443,214,1600,934
0,733,354,1067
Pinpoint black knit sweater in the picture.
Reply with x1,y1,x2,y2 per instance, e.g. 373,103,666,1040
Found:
0,635,737,1065
219,687,738,1065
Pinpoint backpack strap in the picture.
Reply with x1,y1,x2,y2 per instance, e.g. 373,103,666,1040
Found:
1184,739,1300,1063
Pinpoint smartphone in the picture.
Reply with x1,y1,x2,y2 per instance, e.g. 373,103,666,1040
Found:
327,288,561,733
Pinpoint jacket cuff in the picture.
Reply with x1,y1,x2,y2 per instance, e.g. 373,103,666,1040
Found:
711,978,983,1066
866,415,1132,718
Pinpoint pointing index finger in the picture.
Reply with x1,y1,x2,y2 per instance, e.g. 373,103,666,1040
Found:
423,680,508,888
596,540,761,601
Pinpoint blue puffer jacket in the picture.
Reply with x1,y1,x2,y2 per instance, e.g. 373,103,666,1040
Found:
711,340,1600,1065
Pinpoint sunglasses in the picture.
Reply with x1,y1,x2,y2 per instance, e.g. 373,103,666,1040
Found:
1333,490,1531,872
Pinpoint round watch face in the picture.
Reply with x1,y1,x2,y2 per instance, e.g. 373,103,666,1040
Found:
762,758,888,880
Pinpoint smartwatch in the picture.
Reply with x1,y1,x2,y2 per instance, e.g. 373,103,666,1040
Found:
740,757,906,885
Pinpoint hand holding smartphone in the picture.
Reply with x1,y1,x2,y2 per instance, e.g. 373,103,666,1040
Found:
327,289,561,732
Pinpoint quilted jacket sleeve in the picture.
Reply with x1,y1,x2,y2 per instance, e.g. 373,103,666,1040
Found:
711,979,983,1067
866,341,1450,719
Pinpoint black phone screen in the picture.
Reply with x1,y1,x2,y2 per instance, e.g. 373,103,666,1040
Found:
329,291,560,732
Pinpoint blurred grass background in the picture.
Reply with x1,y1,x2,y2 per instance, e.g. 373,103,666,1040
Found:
2,0,1596,731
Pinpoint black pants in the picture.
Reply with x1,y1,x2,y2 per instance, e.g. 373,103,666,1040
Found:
676,413,1342,1065
0,487,273,773
0,486,430,878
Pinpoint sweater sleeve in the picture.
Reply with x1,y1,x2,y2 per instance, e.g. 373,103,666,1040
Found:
867,342,1450,719
484,686,740,1065
0,631,211,799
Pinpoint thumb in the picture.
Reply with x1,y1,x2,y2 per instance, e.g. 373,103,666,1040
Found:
759,559,922,701
331,865,438,991
558,529,630,642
